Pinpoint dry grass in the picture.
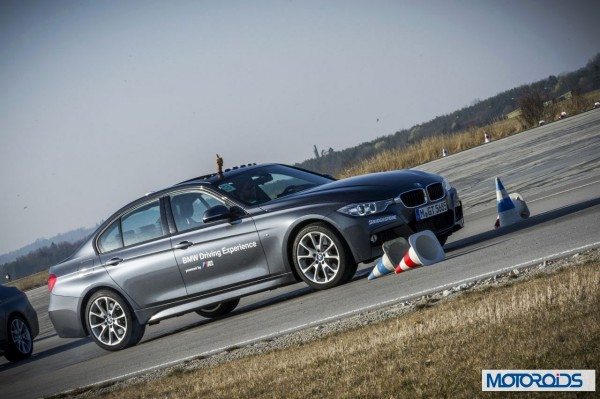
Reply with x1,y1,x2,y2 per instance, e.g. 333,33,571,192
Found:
340,118,522,178
340,90,600,178
6,270,48,291
6,94,600,293
97,262,600,399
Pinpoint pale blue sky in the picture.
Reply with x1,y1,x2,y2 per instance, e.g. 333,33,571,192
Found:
1,0,599,253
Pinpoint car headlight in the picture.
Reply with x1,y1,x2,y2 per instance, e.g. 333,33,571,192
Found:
337,200,393,216
442,177,452,191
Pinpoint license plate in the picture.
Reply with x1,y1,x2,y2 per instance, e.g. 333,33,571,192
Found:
416,201,448,220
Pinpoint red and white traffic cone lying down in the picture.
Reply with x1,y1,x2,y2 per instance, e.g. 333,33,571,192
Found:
494,177,530,229
368,230,445,280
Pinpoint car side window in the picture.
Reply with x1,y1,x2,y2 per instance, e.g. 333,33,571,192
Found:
98,220,123,253
121,200,165,247
170,191,226,232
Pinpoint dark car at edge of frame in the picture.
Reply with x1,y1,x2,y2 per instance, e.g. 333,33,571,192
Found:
1,285,39,362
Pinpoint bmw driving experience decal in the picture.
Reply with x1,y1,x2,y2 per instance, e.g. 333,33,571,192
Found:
182,241,258,273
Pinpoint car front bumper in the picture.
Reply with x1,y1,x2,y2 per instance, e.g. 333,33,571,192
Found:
332,187,464,263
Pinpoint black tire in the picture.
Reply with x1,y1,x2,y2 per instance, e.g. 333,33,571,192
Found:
85,290,145,351
195,298,240,318
341,261,359,283
292,223,352,290
436,234,450,246
4,315,33,362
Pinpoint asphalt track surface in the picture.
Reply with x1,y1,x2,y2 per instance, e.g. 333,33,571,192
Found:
1,109,599,398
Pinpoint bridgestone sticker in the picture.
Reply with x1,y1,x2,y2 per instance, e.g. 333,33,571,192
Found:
368,215,397,226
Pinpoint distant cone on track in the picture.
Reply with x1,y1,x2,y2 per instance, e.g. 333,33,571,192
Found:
495,177,530,228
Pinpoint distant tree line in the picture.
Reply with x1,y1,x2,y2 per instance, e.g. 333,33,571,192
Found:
0,225,95,265
1,240,85,281
296,53,600,176
3,54,600,282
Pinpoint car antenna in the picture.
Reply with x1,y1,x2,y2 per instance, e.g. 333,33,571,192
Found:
216,154,224,179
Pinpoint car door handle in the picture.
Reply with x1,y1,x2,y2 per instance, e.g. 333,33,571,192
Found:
105,257,123,267
173,241,194,250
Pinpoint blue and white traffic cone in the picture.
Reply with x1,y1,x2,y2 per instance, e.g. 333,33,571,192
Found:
495,178,529,228
510,193,530,219
368,237,409,280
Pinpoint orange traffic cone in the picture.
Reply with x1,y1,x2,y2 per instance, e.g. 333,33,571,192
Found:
395,230,445,274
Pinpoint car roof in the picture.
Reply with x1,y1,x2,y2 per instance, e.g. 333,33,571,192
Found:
109,163,276,217
88,163,295,253
89,162,327,247
173,163,279,186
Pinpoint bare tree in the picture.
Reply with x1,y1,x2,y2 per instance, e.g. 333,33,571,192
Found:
518,89,544,127
313,144,320,158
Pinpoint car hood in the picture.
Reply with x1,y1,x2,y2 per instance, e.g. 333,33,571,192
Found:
260,169,442,210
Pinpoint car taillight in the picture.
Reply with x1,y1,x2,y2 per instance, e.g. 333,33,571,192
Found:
48,274,57,292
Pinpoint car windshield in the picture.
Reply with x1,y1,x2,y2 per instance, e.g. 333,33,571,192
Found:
215,165,333,206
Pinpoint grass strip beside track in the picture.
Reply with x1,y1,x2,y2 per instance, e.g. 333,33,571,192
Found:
88,259,599,399
339,90,600,178
6,269,48,291
9,90,600,293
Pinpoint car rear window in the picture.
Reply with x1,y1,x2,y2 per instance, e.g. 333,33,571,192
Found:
121,200,165,247
98,220,123,253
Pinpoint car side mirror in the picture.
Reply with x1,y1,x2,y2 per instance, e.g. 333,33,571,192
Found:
203,205,232,223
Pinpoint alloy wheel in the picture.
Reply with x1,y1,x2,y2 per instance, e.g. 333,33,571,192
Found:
88,296,128,347
200,303,221,312
10,318,32,355
296,231,340,284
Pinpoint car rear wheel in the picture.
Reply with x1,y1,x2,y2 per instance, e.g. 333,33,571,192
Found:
4,315,33,362
195,298,240,318
292,223,352,290
85,290,145,351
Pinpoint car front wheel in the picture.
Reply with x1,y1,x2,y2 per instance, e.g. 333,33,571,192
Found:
4,315,33,362
436,233,450,246
85,290,145,351
292,223,352,290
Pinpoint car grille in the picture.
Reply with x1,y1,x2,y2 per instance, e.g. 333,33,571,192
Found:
427,183,445,201
411,210,454,232
399,189,426,207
